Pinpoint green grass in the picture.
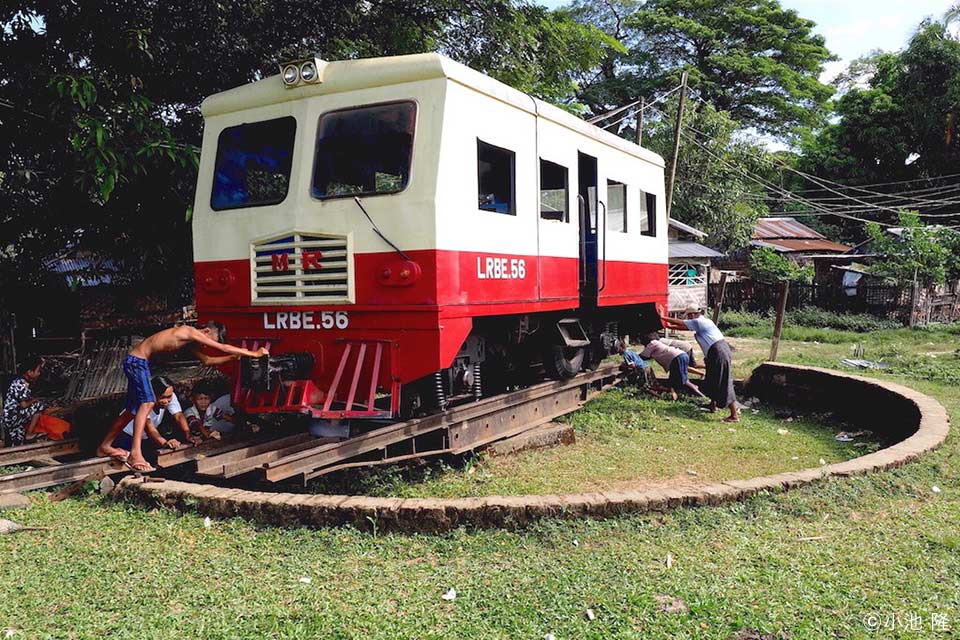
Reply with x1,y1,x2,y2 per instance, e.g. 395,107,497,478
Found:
311,392,865,499
1,326,959,639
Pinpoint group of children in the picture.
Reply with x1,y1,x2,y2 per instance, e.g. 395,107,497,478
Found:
0,321,267,474
618,307,740,423
0,353,239,458
96,321,267,472
109,376,236,465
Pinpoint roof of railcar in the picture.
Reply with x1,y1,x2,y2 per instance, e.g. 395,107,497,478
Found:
201,52,665,168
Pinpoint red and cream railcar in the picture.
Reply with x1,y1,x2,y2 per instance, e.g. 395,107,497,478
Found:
191,52,667,420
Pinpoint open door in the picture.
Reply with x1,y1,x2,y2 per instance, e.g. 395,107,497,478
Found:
578,152,598,305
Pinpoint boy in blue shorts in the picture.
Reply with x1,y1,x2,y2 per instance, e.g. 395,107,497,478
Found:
96,321,268,472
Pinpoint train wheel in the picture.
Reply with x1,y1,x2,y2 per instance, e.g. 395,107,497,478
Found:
543,344,584,379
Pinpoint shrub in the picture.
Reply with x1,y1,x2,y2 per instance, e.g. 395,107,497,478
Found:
786,308,901,333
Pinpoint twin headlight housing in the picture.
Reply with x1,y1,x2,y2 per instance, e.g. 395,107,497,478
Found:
279,57,327,89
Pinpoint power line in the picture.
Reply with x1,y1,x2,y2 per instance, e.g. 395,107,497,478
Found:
772,172,960,192
666,110,960,221
644,103,902,227
588,84,682,126
689,180,960,211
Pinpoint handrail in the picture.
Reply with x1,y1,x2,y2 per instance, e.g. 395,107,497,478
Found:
598,200,607,292
577,194,587,287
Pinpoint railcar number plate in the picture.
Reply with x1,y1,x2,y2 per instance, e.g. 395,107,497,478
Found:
262,311,349,330
476,256,526,280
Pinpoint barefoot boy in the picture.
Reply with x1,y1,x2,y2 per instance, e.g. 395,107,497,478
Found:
96,321,268,472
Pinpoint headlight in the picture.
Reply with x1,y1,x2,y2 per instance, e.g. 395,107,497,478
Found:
282,64,300,86
279,57,327,89
300,61,318,83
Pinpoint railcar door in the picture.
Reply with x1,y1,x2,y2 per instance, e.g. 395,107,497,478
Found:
577,152,599,305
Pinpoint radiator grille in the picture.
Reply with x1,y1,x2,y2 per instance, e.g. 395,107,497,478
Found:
251,233,353,304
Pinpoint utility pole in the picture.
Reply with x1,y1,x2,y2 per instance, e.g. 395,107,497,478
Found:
665,71,688,219
909,266,919,328
770,281,790,361
636,98,645,146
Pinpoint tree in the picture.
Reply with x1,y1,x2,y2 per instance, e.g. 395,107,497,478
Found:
947,3,960,26
866,212,955,286
0,1,612,307
570,0,835,135
792,21,960,246
643,99,770,252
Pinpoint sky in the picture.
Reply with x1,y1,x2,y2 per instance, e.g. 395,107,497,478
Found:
538,0,957,81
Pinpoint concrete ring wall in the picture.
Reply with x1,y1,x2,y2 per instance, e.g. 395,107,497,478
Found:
117,364,950,533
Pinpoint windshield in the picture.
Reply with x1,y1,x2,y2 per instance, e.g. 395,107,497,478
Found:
211,116,296,211
312,101,416,199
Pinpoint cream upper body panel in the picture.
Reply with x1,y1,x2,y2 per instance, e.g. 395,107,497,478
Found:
192,52,665,265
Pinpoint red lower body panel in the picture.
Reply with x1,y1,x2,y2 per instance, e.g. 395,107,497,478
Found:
195,248,666,415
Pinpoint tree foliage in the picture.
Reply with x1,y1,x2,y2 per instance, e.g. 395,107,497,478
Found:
0,1,613,306
643,100,770,252
866,212,960,286
749,247,813,283
798,22,960,234
570,0,835,135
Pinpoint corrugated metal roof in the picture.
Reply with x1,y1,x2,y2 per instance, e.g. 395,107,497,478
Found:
753,217,826,240
668,218,707,239
756,238,851,253
669,241,725,259
750,239,791,252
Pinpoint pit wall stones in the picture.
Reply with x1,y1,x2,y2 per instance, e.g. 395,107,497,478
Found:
117,364,950,533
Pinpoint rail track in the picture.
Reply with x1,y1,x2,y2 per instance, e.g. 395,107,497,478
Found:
0,362,623,494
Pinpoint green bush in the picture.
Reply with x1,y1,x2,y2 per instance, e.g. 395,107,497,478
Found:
717,310,770,331
786,307,901,332
718,307,901,340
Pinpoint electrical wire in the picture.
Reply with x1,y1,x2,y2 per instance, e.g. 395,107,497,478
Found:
650,104,960,224
674,105,960,212
587,83,682,125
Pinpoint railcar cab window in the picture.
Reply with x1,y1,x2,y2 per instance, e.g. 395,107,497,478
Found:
477,140,516,215
211,116,296,211
539,159,568,222
312,101,416,199
607,180,627,232
641,190,657,236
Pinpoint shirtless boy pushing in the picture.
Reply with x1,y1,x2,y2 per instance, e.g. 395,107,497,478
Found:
97,321,268,472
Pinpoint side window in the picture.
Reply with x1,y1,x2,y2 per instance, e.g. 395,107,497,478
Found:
606,180,627,232
641,191,657,237
211,116,296,211
539,159,568,222
478,139,516,215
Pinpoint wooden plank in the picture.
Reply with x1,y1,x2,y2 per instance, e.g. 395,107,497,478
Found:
0,457,125,494
0,439,81,467
154,436,262,469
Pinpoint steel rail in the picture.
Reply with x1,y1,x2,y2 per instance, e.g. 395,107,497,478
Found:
262,362,623,483
0,434,264,494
